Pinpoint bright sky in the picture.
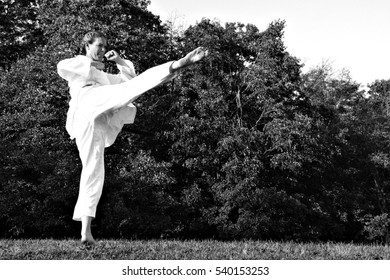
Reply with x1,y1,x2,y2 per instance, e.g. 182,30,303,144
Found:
148,0,390,85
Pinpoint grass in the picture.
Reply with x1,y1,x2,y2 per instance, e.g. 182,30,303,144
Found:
1,239,390,260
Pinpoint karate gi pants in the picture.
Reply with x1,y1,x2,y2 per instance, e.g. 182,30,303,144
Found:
72,61,176,221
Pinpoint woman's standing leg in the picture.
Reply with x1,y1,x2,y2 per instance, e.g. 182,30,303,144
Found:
73,117,106,244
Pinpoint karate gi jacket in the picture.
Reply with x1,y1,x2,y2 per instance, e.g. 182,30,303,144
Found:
57,55,137,147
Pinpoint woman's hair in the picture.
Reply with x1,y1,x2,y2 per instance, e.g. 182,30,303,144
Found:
77,31,106,55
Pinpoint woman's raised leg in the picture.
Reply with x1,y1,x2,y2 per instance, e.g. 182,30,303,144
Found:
78,47,209,120
170,47,208,72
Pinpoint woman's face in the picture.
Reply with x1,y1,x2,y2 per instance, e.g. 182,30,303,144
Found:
85,37,107,61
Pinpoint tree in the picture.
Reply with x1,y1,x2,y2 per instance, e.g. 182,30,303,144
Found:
351,79,390,241
0,0,44,69
299,65,365,241
153,19,337,240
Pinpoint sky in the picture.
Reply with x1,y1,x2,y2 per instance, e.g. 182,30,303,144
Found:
148,0,390,85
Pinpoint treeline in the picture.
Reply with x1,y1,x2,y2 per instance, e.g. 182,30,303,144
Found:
1,0,390,242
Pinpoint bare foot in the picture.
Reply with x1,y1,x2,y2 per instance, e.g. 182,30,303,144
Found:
80,216,96,246
81,233,96,246
170,47,209,72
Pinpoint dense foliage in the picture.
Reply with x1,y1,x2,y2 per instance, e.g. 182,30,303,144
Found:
1,0,390,242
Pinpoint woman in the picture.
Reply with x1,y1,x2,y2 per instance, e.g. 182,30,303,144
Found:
57,31,208,245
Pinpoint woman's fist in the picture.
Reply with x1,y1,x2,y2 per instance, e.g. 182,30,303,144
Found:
104,50,121,63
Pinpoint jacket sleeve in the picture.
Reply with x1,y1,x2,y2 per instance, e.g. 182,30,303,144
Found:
117,60,137,81
105,59,137,84
57,56,91,82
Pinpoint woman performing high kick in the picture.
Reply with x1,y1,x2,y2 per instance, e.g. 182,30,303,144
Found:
57,31,208,245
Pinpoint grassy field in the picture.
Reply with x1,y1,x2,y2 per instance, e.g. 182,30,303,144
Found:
1,239,390,260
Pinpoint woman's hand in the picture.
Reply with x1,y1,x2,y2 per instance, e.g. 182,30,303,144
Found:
104,50,124,64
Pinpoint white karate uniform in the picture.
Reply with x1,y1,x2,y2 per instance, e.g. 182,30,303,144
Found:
57,55,176,221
